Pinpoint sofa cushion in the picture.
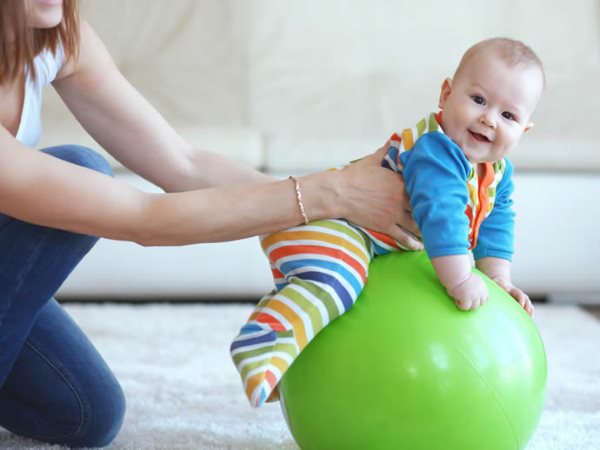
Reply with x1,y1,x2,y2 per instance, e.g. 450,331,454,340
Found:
38,119,264,173
40,86,263,171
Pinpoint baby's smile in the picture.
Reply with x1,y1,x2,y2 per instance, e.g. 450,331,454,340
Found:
469,130,491,143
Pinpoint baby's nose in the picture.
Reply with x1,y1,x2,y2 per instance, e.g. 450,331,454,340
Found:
480,112,497,129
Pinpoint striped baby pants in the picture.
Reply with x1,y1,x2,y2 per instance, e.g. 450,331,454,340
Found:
230,219,406,407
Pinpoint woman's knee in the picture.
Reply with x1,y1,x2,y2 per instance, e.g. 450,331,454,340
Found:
41,145,113,177
1,351,126,448
7,300,127,448
79,378,126,447
65,376,127,448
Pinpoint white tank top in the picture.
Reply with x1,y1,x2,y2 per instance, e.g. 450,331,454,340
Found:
15,45,65,147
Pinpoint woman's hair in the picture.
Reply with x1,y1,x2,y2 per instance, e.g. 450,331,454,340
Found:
0,0,80,84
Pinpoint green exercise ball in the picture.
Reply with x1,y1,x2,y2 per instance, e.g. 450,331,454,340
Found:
279,251,547,450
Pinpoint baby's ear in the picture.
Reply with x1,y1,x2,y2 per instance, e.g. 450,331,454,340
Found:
438,78,452,109
524,122,534,132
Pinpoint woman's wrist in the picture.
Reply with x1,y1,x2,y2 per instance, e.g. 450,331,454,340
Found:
294,170,343,224
289,176,310,225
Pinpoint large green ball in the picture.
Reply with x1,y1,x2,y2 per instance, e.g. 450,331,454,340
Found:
279,251,547,450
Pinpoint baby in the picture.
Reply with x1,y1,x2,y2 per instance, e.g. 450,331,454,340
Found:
231,37,545,407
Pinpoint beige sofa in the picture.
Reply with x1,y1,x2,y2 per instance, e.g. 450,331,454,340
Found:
44,0,600,300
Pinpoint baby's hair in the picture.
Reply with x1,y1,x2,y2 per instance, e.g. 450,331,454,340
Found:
454,37,545,88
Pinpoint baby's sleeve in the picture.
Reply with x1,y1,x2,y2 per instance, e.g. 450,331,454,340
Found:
472,160,516,261
400,133,472,259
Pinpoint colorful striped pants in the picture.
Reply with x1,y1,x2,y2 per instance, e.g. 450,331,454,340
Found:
230,219,409,407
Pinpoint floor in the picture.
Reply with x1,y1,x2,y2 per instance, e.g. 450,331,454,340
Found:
59,297,600,321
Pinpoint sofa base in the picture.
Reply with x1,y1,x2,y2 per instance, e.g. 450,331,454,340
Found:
57,172,600,300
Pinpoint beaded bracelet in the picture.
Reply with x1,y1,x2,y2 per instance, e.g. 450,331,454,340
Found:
289,176,310,225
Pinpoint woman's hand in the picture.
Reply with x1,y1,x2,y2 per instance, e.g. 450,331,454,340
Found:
333,144,423,250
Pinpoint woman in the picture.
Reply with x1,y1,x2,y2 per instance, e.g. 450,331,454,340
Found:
0,0,420,446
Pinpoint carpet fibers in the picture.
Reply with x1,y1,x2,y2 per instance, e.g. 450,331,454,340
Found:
0,303,598,450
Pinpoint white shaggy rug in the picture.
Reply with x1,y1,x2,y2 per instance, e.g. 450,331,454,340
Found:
0,303,598,450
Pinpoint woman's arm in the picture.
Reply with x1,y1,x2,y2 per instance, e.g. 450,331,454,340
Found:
0,125,420,246
0,126,309,244
33,20,421,247
53,20,263,192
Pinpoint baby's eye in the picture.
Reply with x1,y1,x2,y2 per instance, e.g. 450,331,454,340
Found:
502,111,515,120
472,95,485,105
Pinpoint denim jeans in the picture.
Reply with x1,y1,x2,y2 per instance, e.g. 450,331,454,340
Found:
0,145,126,447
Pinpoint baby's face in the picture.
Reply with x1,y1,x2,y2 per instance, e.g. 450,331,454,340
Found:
438,53,544,164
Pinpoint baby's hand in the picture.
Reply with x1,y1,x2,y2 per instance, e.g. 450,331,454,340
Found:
492,278,535,317
448,272,489,311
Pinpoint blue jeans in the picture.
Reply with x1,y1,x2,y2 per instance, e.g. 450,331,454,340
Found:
0,146,126,447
